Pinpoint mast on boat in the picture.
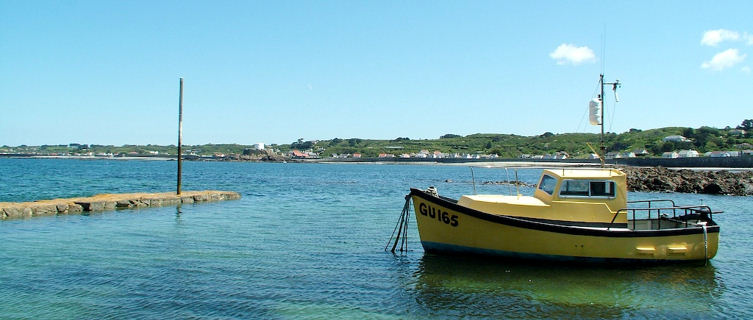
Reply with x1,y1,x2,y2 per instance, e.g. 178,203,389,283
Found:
592,74,620,167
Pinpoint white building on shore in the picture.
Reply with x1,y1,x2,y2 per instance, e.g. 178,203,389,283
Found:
678,150,699,158
662,151,679,158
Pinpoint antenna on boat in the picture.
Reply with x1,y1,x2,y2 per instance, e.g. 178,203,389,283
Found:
591,74,620,167
586,142,604,167
470,167,477,194
504,168,513,196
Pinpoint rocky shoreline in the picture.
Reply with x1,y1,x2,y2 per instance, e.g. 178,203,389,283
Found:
620,166,753,196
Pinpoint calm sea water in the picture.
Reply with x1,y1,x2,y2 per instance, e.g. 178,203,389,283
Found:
1,158,751,319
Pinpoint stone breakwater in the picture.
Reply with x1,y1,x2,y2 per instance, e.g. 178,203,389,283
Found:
620,166,753,196
0,190,241,220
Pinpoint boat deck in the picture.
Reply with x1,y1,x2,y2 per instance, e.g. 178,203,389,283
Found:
459,194,548,206
624,199,718,231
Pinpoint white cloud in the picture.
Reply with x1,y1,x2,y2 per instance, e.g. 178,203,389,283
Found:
549,44,595,65
701,49,747,71
701,29,740,46
742,66,751,74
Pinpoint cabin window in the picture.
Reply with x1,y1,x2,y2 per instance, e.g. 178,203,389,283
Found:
590,181,615,197
558,179,616,198
560,180,589,196
538,175,557,195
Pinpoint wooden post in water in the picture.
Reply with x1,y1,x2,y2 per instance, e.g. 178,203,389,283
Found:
177,78,184,195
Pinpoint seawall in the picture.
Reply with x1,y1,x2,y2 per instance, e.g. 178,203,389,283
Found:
309,156,753,168
0,190,241,220
612,156,753,168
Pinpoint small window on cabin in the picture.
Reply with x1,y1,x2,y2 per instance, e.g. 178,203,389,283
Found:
538,175,557,195
558,179,616,198
560,180,589,196
590,181,615,197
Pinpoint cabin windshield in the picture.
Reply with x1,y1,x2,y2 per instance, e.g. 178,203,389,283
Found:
559,179,615,198
538,175,557,195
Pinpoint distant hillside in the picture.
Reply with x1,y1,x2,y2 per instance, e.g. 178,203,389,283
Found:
281,126,752,159
2,124,752,159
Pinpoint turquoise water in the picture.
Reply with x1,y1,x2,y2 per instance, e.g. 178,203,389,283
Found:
0,158,751,319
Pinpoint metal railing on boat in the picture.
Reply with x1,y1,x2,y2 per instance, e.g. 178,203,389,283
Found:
607,199,718,230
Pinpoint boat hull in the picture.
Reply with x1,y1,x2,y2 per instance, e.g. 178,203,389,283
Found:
410,189,719,263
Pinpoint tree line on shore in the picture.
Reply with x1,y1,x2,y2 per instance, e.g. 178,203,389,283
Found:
2,121,752,159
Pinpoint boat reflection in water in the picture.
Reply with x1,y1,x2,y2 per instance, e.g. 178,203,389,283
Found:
412,253,722,318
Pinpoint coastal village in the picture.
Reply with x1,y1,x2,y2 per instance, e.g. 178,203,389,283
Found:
3,121,753,162
2,132,752,162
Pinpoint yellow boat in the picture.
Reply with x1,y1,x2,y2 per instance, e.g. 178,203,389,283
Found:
408,167,720,263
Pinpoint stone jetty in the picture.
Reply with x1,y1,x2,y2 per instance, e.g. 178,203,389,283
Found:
0,190,241,220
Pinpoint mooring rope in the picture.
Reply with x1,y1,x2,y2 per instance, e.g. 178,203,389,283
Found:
386,194,411,254
702,222,708,266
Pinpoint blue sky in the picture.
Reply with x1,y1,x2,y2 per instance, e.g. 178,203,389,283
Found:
1,1,752,146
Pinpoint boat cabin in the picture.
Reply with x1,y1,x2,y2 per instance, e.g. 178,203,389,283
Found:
535,168,627,211
457,168,628,227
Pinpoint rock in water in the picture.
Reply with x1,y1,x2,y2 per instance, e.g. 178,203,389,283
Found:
620,166,753,196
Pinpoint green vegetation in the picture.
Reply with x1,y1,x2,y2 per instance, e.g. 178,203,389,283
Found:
278,123,751,159
2,121,752,159
281,122,753,158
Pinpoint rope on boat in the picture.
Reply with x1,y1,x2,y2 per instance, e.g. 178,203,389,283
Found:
702,222,709,265
385,194,411,254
